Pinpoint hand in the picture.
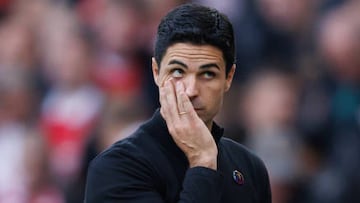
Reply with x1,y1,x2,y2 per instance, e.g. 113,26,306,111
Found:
159,79,218,170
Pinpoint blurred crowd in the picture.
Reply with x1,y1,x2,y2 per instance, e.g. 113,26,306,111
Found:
0,0,359,202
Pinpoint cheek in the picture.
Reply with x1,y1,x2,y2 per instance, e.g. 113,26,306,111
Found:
202,89,224,122
202,84,225,107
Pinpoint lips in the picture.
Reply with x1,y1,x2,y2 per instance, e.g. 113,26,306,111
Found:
191,100,204,111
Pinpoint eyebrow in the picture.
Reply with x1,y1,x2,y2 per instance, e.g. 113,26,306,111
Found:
168,59,220,70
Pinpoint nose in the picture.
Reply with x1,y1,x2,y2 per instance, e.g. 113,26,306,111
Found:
184,75,199,98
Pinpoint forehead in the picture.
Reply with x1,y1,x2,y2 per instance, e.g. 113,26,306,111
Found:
161,43,225,66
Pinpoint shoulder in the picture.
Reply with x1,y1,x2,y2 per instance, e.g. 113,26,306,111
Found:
219,137,268,173
220,137,257,158
84,128,163,202
86,128,158,184
89,127,153,172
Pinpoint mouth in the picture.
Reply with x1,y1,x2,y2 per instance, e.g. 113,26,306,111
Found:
191,101,204,112
194,108,204,112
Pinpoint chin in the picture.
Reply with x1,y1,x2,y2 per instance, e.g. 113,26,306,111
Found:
196,112,206,121
196,108,216,121
198,114,213,127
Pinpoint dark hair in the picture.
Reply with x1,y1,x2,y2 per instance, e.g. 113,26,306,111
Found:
154,3,235,75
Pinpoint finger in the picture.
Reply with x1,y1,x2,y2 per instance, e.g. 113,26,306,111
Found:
177,81,196,117
159,84,169,119
175,81,186,114
159,80,172,120
159,85,166,112
163,79,179,122
160,75,172,88
159,77,171,108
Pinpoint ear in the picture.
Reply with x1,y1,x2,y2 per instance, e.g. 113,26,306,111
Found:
225,64,236,92
152,57,160,86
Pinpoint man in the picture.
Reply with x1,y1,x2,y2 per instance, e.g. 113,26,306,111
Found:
84,3,271,203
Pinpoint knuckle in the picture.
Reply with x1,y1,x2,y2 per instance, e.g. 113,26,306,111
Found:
173,124,182,134
171,123,189,136
168,126,175,135
193,122,203,129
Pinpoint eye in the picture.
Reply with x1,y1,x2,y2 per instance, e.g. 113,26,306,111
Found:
170,69,184,78
202,71,216,79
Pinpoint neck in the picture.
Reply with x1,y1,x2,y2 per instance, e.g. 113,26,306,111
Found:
205,120,213,131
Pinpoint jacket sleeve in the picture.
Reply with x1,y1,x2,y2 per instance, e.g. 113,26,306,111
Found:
84,148,224,203
180,166,224,202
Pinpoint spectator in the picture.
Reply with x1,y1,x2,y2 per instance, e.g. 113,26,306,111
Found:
239,68,304,203
38,6,104,201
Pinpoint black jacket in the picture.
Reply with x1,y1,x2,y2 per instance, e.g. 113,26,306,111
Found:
84,110,271,202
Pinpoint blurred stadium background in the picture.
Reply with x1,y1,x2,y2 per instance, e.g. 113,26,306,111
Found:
0,0,359,202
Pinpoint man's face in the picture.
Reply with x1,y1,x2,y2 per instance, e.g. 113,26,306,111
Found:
152,43,235,125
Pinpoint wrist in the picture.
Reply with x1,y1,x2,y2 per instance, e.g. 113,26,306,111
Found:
188,151,218,170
